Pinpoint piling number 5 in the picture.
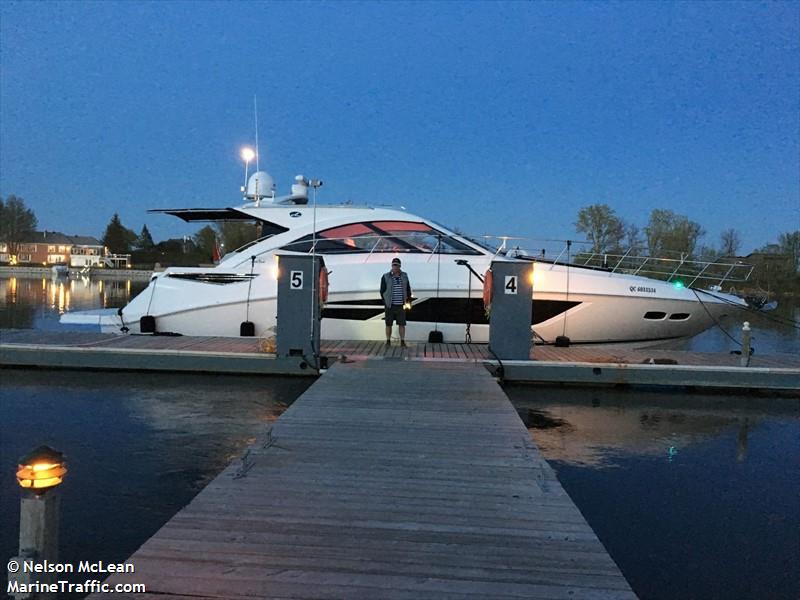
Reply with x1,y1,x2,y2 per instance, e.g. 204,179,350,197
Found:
504,276,518,295
290,271,304,290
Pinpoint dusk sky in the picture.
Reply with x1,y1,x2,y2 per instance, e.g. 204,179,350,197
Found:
1,1,798,253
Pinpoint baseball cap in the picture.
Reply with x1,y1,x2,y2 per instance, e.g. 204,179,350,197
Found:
391,258,401,265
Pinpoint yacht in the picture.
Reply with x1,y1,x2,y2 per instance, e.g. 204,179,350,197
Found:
62,171,751,346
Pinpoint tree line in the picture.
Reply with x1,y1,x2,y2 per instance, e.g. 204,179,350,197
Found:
0,195,38,256
101,213,258,266
574,203,799,293
575,202,797,263
577,203,728,258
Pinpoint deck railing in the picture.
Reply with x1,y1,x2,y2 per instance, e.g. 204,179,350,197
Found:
574,250,752,287
500,239,753,288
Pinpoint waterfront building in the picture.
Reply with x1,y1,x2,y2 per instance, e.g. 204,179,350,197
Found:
0,231,107,267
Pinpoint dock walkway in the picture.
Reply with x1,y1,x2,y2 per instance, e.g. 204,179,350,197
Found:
2,329,798,369
2,329,798,391
91,360,636,599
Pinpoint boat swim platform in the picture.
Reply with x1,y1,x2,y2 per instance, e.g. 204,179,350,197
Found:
88,360,637,600
1,329,798,393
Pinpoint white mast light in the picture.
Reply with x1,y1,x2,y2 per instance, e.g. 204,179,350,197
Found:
241,147,256,162
240,147,256,193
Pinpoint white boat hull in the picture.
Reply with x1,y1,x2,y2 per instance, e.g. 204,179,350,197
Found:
67,281,739,348
60,202,746,346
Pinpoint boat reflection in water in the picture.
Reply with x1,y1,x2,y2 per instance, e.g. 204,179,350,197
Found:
0,275,147,330
506,385,800,600
510,386,795,467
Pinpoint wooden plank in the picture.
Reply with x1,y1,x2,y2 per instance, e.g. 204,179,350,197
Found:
363,340,375,357
89,360,635,599
5,330,795,390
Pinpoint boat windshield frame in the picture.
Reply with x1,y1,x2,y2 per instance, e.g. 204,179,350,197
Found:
280,220,484,256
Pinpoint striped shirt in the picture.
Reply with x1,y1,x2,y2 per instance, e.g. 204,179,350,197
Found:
391,275,404,305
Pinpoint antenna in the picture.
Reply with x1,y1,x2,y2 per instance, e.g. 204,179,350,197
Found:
254,95,260,171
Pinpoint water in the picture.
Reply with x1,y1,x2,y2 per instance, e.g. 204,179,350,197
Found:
0,275,148,331
0,274,313,597
506,386,800,600
0,371,312,597
685,301,799,356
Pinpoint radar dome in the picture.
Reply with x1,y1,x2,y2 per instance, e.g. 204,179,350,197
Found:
246,171,276,199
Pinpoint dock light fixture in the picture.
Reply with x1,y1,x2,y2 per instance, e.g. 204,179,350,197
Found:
673,281,685,289
16,446,67,492
11,445,66,594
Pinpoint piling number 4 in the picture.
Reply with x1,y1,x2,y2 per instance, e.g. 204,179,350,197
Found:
290,271,304,290
504,275,518,295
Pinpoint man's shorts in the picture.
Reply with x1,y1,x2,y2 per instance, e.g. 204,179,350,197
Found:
385,305,407,326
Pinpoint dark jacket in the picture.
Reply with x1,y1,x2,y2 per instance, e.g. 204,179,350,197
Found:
380,271,412,308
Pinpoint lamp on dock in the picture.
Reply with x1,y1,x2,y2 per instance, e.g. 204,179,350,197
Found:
16,445,67,491
10,446,67,599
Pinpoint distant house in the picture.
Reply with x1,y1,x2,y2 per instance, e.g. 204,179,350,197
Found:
0,231,107,267
67,235,106,267
0,231,72,265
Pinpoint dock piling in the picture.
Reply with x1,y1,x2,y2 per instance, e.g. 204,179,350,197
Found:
488,259,533,360
275,253,323,369
740,321,752,367
9,446,67,600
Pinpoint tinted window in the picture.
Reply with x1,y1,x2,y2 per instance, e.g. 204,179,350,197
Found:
282,221,481,255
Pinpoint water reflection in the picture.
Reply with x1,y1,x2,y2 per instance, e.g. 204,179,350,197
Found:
685,301,799,355
0,275,147,330
0,370,313,599
510,386,798,467
507,386,800,468
506,385,800,600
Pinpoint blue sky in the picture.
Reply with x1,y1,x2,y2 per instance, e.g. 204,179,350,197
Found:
1,1,798,252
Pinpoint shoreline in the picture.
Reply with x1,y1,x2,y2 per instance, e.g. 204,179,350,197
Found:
0,266,153,281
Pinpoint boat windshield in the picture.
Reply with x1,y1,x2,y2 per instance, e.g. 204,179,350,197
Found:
282,221,482,255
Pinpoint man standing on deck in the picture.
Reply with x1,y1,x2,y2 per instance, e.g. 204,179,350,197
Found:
380,257,412,347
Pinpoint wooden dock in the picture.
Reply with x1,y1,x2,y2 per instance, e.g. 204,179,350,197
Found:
90,360,636,599
2,329,798,391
